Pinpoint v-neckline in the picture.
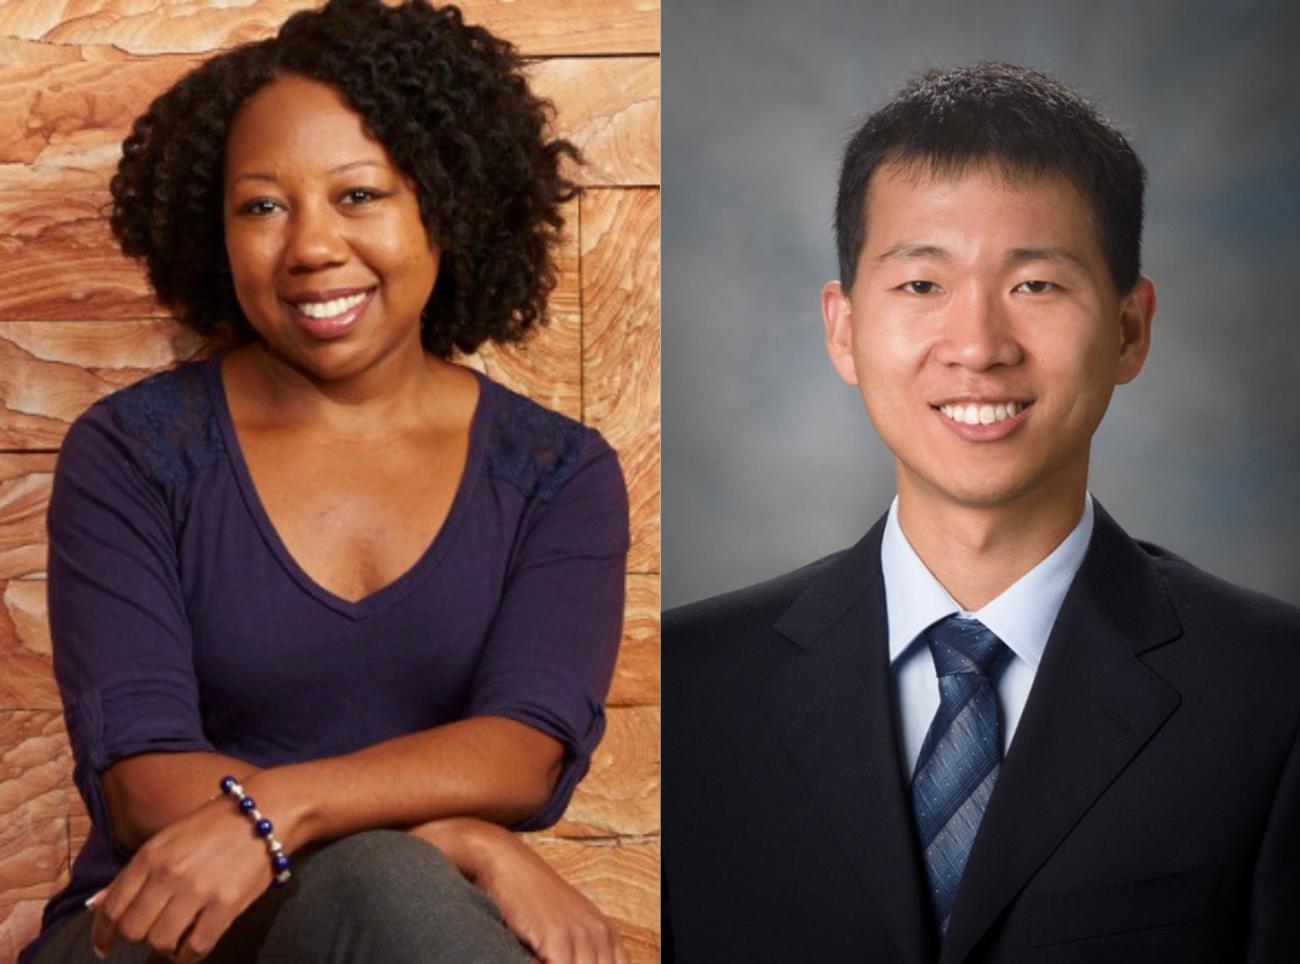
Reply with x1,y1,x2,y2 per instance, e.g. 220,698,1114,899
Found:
204,350,492,622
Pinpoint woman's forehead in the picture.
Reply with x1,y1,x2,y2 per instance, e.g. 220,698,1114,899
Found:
224,74,392,180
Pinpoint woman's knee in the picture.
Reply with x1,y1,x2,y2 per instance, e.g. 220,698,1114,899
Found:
297,831,470,904
261,829,525,962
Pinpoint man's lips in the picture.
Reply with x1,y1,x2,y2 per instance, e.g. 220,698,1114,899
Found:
932,399,1034,440
934,398,1034,427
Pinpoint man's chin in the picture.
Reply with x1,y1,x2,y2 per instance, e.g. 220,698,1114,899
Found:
897,466,1049,513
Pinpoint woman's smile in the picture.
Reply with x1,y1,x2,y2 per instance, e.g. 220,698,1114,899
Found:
280,286,377,339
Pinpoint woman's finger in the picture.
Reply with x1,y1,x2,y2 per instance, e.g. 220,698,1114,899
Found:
173,901,233,964
90,864,151,958
144,890,206,960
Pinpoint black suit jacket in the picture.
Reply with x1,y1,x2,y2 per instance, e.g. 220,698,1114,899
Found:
663,504,1300,962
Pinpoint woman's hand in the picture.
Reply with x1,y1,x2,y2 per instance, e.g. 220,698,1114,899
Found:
412,817,629,964
87,794,275,962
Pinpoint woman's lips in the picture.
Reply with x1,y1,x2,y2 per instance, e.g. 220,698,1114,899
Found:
934,400,1034,441
281,288,376,339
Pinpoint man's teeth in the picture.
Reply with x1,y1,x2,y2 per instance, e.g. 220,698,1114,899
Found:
294,291,368,319
939,401,1023,425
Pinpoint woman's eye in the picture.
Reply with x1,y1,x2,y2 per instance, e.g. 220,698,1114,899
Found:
240,198,280,217
902,280,940,295
342,188,382,205
1014,279,1056,294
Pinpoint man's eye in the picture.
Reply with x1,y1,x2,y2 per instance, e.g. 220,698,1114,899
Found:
1014,280,1056,294
902,280,940,295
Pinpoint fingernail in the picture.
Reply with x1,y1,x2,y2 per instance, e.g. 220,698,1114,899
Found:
84,889,105,909
92,945,108,960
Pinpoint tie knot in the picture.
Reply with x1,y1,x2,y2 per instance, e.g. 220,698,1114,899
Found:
925,616,1007,678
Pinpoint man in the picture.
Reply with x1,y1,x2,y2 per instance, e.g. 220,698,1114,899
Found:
663,63,1300,963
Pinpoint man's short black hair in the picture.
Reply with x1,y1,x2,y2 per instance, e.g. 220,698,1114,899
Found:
835,62,1146,294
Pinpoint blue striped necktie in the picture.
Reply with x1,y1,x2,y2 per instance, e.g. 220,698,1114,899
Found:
910,615,1009,936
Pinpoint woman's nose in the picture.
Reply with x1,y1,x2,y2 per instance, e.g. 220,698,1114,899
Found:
285,202,347,271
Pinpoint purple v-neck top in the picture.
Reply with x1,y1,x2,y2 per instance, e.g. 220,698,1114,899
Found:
24,352,628,961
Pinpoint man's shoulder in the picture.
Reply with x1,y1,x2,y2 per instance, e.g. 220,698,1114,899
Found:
664,548,852,658
1140,538,1300,646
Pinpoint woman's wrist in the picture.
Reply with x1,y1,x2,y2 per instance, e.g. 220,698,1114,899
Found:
410,816,505,881
240,764,319,853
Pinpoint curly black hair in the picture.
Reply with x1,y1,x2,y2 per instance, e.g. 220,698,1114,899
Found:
110,0,580,357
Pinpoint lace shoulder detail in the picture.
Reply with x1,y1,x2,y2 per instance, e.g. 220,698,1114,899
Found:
487,382,595,502
99,360,225,487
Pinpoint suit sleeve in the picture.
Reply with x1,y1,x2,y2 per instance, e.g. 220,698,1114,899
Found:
47,406,215,849
465,434,629,830
1246,714,1300,960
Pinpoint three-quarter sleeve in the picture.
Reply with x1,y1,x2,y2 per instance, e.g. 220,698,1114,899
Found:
47,406,214,846
466,434,630,830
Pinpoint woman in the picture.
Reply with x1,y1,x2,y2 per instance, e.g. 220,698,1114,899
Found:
21,1,630,961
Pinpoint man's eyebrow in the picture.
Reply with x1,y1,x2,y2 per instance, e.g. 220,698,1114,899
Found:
874,243,951,263
231,159,388,185
1005,246,1089,271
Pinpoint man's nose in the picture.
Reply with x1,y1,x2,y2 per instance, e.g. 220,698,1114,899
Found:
934,287,1023,370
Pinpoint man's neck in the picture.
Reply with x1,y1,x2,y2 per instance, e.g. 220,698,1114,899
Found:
895,474,1088,612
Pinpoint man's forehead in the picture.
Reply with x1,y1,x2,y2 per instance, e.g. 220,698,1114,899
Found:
861,158,1101,251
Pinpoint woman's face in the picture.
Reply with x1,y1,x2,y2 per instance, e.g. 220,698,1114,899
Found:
222,73,439,378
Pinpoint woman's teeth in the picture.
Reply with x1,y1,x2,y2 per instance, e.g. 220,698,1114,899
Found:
294,291,369,319
939,401,1023,425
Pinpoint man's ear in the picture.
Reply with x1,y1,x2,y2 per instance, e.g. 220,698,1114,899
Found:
1116,275,1156,386
822,280,860,386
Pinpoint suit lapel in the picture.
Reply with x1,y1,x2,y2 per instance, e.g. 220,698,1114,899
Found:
939,504,1184,963
762,519,935,964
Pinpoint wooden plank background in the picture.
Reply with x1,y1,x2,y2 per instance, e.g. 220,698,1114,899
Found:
0,2,660,960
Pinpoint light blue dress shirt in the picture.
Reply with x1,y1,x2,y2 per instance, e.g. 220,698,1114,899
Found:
882,495,1095,780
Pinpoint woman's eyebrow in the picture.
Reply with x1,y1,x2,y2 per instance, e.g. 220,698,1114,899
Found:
230,159,388,185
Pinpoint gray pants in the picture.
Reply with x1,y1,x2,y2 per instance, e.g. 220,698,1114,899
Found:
35,830,532,963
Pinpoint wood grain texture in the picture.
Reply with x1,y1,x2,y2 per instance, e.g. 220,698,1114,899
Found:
0,899,48,964
607,572,657,708
0,455,53,581
0,580,55,713
524,837,659,964
581,189,660,574
0,192,160,322
0,0,659,56
0,711,72,904
0,52,193,191
0,52,657,191
558,706,658,840
532,57,660,187
0,320,206,448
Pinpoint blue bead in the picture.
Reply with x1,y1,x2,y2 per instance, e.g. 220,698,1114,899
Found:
254,818,273,837
238,796,256,813
219,776,236,794
272,853,291,872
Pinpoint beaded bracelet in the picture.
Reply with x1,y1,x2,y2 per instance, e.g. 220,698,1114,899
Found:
219,776,292,887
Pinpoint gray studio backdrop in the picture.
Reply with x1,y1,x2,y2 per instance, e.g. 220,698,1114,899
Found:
662,0,1300,609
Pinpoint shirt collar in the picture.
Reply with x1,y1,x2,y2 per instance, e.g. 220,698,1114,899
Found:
881,494,1095,670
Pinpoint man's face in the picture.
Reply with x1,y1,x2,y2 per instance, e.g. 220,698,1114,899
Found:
823,161,1154,514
